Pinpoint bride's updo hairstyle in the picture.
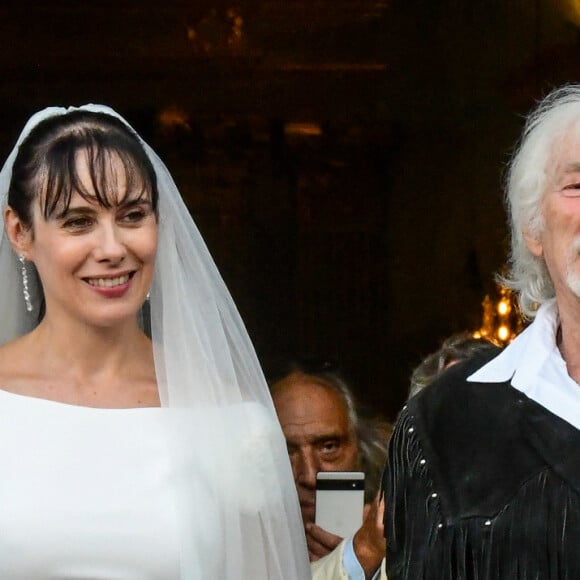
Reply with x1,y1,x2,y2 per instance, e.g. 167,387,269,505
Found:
8,110,159,229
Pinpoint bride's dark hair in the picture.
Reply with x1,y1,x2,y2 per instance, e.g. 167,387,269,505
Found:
8,110,158,228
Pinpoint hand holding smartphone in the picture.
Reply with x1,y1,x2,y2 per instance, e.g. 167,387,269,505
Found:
315,471,365,538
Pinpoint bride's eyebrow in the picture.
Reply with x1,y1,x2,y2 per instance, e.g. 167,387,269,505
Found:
54,205,96,220
117,197,152,210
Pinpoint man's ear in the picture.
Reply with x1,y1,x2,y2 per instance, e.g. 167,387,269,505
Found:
4,206,32,257
523,227,543,257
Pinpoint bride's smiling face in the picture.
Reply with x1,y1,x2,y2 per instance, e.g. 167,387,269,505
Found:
8,148,158,329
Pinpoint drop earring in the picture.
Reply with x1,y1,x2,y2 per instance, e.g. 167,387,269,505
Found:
19,255,33,312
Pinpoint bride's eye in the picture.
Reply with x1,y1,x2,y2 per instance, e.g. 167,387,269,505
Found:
120,209,147,223
62,216,94,230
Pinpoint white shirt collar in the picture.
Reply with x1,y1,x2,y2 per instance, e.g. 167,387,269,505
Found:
468,298,580,430
468,299,560,386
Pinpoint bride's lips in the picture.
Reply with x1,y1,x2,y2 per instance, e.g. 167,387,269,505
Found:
83,271,135,298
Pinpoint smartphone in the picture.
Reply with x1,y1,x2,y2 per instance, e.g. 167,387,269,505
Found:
315,471,365,537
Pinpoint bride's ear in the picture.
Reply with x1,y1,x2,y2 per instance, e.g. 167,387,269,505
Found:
4,206,32,257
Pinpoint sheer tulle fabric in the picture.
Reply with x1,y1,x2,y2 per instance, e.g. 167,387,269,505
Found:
0,105,309,579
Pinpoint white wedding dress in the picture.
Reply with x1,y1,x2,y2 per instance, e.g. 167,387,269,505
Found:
0,388,286,579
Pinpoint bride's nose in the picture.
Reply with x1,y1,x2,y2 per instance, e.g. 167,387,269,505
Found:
93,222,127,263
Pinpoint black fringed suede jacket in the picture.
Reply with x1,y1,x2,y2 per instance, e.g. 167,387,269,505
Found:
384,350,580,579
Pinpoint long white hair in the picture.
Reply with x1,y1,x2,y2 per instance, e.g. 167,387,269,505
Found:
504,85,580,318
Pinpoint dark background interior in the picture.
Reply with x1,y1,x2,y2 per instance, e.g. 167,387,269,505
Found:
2,0,580,419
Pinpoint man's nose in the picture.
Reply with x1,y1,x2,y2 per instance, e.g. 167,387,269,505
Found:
294,450,319,489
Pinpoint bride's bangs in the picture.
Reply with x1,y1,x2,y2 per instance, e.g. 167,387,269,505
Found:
43,142,155,219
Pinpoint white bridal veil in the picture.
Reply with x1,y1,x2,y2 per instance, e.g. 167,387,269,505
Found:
0,105,310,579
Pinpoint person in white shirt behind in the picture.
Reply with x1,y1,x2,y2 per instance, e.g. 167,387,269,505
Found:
267,356,390,580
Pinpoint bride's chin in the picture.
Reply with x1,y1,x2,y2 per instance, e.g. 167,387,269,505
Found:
79,303,145,329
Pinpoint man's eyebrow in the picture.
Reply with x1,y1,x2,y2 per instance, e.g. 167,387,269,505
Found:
563,162,580,173
310,434,344,444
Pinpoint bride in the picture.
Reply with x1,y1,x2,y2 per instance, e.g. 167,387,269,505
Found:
0,105,309,579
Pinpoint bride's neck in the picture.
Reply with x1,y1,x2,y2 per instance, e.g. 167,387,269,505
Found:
30,315,150,378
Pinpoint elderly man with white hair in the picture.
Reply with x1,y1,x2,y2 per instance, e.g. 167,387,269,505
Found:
382,85,580,579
